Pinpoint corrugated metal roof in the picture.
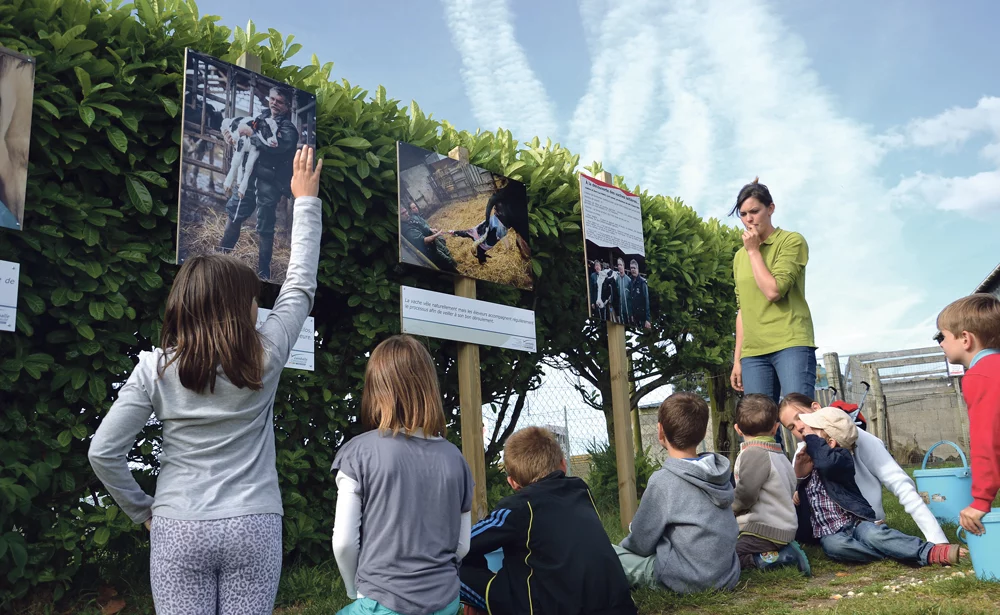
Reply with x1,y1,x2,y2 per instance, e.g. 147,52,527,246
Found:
975,262,1000,294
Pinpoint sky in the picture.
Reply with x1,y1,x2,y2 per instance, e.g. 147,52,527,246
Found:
197,0,1000,359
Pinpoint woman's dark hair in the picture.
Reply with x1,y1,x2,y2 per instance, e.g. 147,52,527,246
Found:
729,176,774,217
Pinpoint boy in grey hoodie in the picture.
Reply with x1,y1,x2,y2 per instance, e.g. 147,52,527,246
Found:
615,392,741,593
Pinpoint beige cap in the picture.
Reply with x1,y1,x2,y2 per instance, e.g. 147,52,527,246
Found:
800,407,858,448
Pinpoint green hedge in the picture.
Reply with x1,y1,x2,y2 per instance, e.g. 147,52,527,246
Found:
0,0,739,603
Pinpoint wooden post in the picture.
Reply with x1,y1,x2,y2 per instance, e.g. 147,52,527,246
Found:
862,363,879,439
449,146,488,522
865,362,890,446
596,170,638,529
952,375,970,452
631,406,643,457
629,377,643,456
823,352,845,400
236,52,262,73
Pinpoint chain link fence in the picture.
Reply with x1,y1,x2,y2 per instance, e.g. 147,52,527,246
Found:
481,366,715,482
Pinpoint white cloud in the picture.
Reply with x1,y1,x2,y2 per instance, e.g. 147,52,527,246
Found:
887,97,1000,216
891,170,1000,215
441,0,558,140
898,96,1000,149
567,0,925,355
445,0,958,356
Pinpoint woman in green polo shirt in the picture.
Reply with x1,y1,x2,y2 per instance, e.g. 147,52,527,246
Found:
729,178,816,409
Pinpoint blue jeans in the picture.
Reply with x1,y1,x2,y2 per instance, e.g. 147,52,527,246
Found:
741,346,816,451
820,521,932,565
740,346,817,403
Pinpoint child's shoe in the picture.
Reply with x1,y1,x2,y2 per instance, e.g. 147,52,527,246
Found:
753,541,812,576
927,544,960,566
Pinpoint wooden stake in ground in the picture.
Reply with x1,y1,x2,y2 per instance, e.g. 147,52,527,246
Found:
449,146,488,522
236,51,262,73
594,170,638,529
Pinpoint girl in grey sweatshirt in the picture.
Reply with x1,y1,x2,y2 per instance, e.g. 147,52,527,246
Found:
88,147,323,614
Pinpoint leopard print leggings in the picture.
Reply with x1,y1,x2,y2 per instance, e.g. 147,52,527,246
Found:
149,514,283,615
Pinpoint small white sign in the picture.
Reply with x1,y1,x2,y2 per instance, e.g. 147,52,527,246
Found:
256,307,315,371
400,285,536,353
0,260,19,332
579,174,645,256
947,361,965,377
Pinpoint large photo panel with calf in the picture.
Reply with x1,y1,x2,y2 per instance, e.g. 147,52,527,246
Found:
396,141,533,291
176,49,317,284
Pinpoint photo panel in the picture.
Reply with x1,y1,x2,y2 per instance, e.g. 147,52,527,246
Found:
397,141,533,291
0,46,36,232
176,49,317,284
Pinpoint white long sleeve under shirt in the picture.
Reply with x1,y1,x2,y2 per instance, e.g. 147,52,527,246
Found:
330,429,472,601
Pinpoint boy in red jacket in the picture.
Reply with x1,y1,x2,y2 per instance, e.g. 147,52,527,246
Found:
936,293,1000,535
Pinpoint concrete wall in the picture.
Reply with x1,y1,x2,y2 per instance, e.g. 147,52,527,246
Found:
883,377,968,463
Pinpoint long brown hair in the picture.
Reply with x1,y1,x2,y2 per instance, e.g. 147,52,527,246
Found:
159,254,264,393
361,335,446,437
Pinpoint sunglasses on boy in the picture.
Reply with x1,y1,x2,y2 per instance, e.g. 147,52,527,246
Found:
932,331,945,344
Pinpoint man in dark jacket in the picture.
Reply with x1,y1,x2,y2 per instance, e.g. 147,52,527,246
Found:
460,427,636,615
627,259,651,329
401,206,458,272
219,86,299,280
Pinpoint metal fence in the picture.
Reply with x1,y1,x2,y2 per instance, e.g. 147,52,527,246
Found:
481,366,714,482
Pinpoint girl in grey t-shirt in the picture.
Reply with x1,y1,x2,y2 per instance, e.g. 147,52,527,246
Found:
332,335,474,615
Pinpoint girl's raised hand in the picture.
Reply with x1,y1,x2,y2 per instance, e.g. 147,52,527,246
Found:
291,146,323,199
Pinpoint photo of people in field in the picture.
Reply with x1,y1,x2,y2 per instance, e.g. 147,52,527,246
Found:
585,243,651,330
397,141,532,291
176,49,317,284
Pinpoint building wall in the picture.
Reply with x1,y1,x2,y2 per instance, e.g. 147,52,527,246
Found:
883,377,968,462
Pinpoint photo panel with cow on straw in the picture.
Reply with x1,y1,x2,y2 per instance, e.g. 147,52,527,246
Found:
0,46,35,232
176,49,317,284
396,141,533,291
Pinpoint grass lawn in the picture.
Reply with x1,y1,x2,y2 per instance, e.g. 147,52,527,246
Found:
15,472,1000,614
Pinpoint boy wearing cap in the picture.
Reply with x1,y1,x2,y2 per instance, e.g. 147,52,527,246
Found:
796,407,960,566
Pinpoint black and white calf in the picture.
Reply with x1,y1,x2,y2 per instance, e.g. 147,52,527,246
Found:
220,116,279,199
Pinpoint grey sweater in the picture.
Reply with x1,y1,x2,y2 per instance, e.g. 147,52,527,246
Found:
732,440,798,543
620,454,741,593
88,196,322,524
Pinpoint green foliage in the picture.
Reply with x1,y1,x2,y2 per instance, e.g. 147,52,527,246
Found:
0,0,740,604
585,442,658,513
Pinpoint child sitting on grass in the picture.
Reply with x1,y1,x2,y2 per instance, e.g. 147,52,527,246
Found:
615,392,741,593
796,407,961,566
459,427,636,615
732,394,811,575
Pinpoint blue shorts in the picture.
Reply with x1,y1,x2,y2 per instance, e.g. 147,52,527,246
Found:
336,596,460,615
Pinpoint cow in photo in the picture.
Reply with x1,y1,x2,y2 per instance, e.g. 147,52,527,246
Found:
220,115,279,199
0,48,34,231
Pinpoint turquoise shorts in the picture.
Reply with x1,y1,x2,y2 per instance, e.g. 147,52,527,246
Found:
336,596,460,615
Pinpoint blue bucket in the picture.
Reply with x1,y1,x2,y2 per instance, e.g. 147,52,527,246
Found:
913,440,973,525
484,548,504,573
958,509,1000,582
